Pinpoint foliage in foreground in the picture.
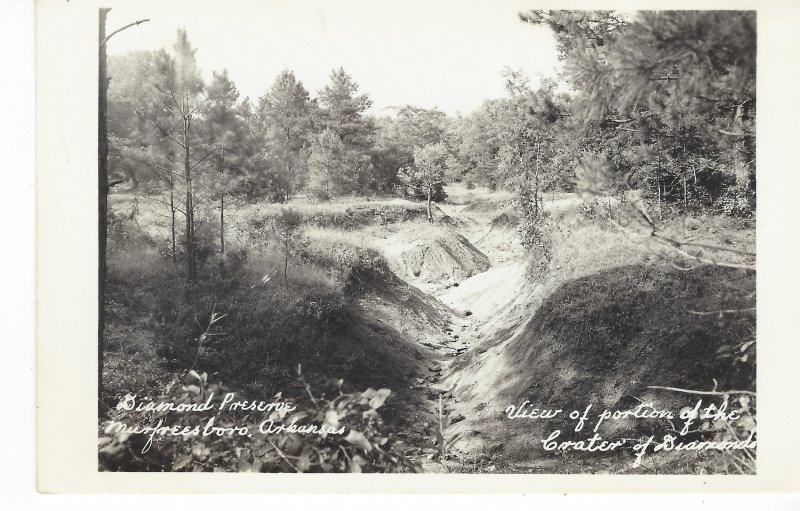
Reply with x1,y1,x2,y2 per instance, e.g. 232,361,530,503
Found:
100,365,420,473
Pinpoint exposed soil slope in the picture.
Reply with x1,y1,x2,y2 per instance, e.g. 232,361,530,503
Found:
372,224,491,295
379,193,755,473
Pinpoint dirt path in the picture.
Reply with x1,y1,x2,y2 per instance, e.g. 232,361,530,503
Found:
385,202,527,470
359,195,583,470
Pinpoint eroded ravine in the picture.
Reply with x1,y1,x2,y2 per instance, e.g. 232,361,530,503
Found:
368,201,535,470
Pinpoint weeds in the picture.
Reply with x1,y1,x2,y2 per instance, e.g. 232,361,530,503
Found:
99,360,421,472
431,394,461,464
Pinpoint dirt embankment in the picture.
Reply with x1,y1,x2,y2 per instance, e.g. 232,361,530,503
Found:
373,225,491,295
442,263,754,467
385,193,755,473
330,266,455,390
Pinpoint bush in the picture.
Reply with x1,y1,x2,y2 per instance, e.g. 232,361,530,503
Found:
157,259,347,382
401,182,447,203
518,190,553,276
302,237,389,290
99,367,420,473
718,188,756,218
519,219,553,278
192,216,220,267
106,241,345,386
108,210,161,254
311,188,332,202
247,202,428,232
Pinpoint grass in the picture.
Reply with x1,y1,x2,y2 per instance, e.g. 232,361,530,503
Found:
232,196,430,230
104,189,756,474
102,194,434,408
443,182,515,205
443,202,756,473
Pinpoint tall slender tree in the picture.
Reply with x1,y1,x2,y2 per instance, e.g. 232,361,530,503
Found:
313,68,376,194
257,70,313,200
151,29,210,282
316,67,374,146
108,49,186,260
98,8,149,409
203,70,247,267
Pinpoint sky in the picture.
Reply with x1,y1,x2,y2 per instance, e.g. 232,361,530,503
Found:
105,0,562,116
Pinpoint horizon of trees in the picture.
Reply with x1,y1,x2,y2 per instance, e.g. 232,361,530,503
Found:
107,11,756,281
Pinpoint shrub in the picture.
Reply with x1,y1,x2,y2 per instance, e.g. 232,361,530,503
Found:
302,237,389,291
157,261,347,383
99,367,420,473
400,182,447,203
192,216,220,267
107,210,161,254
718,188,756,218
311,188,332,202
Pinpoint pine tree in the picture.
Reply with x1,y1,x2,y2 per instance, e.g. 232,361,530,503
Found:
313,68,376,194
528,10,756,216
109,49,183,261
317,67,374,146
203,70,247,266
257,70,313,200
307,128,350,199
151,29,209,282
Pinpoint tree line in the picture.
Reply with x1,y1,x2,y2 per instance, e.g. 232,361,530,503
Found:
107,11,756,281
451,10,756,247
518,10,756,219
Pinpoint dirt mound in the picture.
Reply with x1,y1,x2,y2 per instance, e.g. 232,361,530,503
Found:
466,215,525,266
444,263,755,466
432,205,458,226
375,227,491,292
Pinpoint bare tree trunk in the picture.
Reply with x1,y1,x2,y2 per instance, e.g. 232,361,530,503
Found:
534,135,542,218
218,146,225,275
98,12,150,388
426,186,433,223
732,102,751,193
286,162,292,203
682,138,688,211
184,117,196,282
655,134,663,221
169,182,176,262
98,6,110,409
219,195,224,256
218,194,225,278
683,174,688,210
283,235,289,288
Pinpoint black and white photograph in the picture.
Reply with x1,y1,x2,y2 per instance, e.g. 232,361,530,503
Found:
89,2,761,476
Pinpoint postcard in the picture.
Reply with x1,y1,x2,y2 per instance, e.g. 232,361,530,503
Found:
35,0,800,493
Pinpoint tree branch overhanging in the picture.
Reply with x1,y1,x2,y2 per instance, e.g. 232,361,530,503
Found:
100,18,150,47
